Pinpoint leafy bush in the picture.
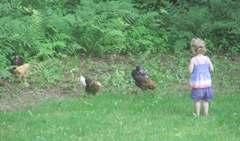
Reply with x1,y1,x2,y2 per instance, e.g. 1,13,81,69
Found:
73,0,169,56
0,0,169,60
1,0,240,79
164,0,240,55
29,59,64,86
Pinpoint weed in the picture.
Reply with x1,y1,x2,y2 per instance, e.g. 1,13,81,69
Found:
0,53,239,140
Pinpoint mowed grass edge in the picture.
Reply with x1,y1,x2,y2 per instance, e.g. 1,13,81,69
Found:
0,90,239,141
0,53,239,141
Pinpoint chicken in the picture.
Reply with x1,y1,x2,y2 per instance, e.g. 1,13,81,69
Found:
80,76,101,95
136,65,149,78
12,55,24,66
10,55,24,74
131,66,156,91
14,63,30,79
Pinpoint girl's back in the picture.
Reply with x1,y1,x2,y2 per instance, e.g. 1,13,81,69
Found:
192,56,210,73
189,55,212,88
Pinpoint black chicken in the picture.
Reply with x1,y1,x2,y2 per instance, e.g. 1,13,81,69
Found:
131,66,156,91
10,55,24,74
133,65,149,78
12,55,24,66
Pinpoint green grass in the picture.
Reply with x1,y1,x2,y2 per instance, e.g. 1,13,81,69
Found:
0,53,240,140
0,91,240,141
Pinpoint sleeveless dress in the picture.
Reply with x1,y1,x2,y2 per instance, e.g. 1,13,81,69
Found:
189,56,212,101
189,56,211,88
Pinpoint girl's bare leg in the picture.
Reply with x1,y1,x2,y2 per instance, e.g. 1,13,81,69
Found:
203,100,209,116
195,101,201,116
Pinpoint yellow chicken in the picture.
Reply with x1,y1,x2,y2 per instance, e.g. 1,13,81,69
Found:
14,63,30,79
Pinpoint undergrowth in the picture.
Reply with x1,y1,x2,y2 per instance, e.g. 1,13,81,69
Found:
0,52,239,140
0,52,239,107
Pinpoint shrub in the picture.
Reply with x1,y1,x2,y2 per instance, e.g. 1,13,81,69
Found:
164,0,240,55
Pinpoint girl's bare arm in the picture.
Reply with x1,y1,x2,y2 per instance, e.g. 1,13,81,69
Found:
188,58,195,73
209,59,214,72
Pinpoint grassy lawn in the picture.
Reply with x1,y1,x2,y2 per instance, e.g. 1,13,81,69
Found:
0,53,239,140
1,91,239,141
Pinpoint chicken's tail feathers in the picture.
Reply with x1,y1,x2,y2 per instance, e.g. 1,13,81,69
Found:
148,79,156,90
96,81,101,86
79,76,86,86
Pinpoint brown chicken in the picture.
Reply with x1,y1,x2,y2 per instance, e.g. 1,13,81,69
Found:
131,66,156,91
80,76,101,95
14,63,30,79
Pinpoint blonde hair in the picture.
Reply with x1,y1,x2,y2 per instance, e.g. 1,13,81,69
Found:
190,38,206,55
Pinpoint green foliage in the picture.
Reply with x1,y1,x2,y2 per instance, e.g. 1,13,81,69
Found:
73,0,168,56
0,0,169,63
125,11,169,54
0,54,12,78
0,0,240,76
0,69,12,79
165,0,240,54
29,59,64,85
0,1,84,62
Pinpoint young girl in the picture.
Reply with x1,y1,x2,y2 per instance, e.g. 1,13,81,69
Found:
188,38,214,116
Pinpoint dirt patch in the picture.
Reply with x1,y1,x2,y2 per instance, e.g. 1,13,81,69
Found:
0,81,83,111
1,53,239,112
0,54,133,111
